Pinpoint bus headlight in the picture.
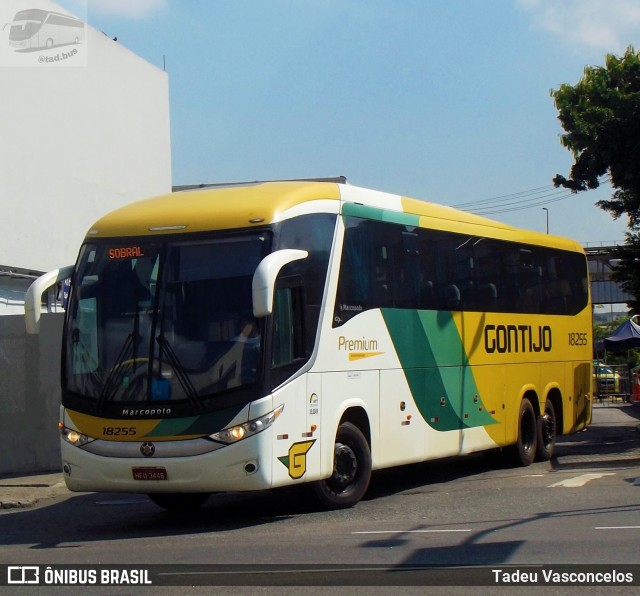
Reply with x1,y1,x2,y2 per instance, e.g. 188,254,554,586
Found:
209,404,284,444
60,424,94,447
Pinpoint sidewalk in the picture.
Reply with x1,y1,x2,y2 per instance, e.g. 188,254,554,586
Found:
1,403,638,511
0,471,67,510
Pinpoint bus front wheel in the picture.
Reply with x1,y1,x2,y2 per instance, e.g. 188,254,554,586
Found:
312,422,371,509
147,492,210,511
507,398,537,466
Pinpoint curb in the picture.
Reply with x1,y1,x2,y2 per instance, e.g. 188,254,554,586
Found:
0,474,66,511
0,498,38,510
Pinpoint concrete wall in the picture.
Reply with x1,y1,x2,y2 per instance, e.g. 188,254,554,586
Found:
0,313,63,475
0,0,172,273
0,3,171,473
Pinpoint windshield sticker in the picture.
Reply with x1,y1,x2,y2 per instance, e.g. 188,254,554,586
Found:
278,440,316,479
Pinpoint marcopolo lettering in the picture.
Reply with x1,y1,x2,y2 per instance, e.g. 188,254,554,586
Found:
121,407,171,417
484,324,552,354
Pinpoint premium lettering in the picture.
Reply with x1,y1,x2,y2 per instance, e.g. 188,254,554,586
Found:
338,336,378,351
484,324,552,353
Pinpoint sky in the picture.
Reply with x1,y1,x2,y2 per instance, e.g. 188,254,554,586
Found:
56,0,640,245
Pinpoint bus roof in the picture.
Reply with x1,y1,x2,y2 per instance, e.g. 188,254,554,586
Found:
86,180,583,252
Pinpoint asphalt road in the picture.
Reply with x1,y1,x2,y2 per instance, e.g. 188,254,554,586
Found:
1,403,639,593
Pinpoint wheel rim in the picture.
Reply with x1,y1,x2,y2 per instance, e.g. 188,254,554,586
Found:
329,442,358,491
541,409,555,448
522,409,536,454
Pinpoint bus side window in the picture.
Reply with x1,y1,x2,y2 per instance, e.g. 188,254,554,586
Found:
272,285,305,369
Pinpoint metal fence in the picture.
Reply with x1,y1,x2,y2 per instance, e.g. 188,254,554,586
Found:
593,363,635,402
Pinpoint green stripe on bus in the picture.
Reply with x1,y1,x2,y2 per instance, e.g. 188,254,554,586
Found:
342,203,420,226
381,309,496,431
146,405,244,437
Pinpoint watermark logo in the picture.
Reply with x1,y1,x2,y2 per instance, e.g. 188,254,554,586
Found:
8,566,40,584
3,565,153,586
1,0,88,67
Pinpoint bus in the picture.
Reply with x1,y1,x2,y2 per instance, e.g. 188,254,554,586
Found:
7,9,84,51
26,179,593,510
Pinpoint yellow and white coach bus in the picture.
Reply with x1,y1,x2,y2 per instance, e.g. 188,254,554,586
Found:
26,178,593,510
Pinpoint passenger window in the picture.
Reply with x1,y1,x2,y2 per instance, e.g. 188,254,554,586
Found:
272,286,304,368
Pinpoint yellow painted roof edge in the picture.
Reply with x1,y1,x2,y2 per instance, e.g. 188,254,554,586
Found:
87,181,342,238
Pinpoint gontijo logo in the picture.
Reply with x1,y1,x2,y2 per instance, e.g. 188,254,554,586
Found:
338,335,384,361
484,324,552,353
278,440,316,479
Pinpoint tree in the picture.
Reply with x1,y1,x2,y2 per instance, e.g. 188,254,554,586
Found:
551,47,640,313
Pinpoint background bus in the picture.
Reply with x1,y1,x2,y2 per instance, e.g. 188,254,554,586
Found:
7,9,84,51
26,179,593,511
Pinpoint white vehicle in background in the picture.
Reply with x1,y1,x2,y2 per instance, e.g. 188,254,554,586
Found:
7,9,84,51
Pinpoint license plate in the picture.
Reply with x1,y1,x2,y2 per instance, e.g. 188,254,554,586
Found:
132,467,168,481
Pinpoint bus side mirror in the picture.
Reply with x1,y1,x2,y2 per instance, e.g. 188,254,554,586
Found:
25,265,75,334
252,249,308,318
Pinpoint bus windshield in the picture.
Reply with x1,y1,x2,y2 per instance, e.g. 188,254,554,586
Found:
63,234,270,410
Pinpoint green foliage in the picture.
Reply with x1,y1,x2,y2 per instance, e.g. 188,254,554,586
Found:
593,315,628,341
552,47,640,313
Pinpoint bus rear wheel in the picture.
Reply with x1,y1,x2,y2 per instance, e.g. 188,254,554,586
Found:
312,422,371,509
535,400,556,461
147,492,210,511
507,398,537,466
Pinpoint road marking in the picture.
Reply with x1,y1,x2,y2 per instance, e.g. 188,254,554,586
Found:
548,472,615,487
595,526,640,530
352,529,471,535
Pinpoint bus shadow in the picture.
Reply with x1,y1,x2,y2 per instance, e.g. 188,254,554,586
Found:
364,453,500,502
0,455,503,550
550,418,640,471
0,485,325,549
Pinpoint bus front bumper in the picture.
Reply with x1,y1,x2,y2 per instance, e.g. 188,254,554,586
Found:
61,435,273,494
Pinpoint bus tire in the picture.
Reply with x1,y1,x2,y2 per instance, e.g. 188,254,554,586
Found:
535,400,556,461
312,422,371,509
147,492,210,511
507,398,537,466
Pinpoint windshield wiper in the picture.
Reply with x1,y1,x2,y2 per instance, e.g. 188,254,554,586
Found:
155,335,202,412
96,332,139,411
